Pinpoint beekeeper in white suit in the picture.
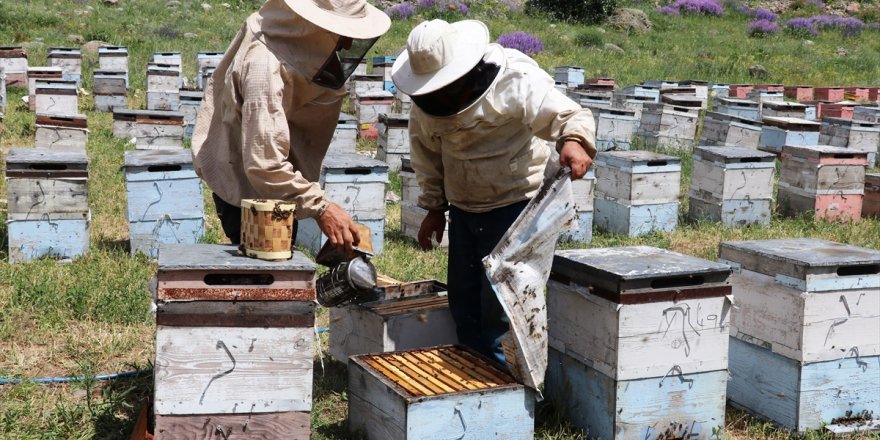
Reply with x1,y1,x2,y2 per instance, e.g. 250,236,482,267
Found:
391,19,597,365
192,0,390,252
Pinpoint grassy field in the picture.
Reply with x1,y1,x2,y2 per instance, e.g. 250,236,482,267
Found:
1,0,879,438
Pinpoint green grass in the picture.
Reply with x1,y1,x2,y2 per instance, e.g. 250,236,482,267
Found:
1,0,880,438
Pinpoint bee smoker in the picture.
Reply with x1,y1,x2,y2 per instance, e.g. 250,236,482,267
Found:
315,252,383,307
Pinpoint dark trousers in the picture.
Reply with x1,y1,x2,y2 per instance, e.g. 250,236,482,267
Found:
447,200,528,366
212,193,297,246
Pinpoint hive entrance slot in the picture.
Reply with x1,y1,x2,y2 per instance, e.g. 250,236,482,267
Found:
836,265,880,276
646,160,668,167
739,157,762,163
204,274,274,285
148,165,182,172
344,169,371,175
30,164,67,170
650,276,704,289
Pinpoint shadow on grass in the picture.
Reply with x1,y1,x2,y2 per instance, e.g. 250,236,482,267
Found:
92,236,131,254
90,368,153,439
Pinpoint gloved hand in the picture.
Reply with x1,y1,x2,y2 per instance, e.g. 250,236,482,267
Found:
418,209,447,250
560,140,593,180
317,203,361,253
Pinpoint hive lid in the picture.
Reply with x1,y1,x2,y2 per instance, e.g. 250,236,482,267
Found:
781,144,867,160
158,244,315,272
6,146,88,165
594,150,681,168
551,247,731,304
822,116,879,128
93,70,128,77
352,345,518,399
124,149,193,168
704,111,762,126
715,96,759,107
322,152,388,171
98,46,128,55
719,238,880,282
694,146,775,163
763,101,807,110
761,116,820,130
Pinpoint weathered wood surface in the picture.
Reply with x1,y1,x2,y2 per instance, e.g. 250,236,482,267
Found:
748,89,783,103
155,300,314,328
593,197,679,236
6,178,88,217
784,85,814,102
546,348,727,440
34,86,78,115
6,146,88,166
762,116,822,131
865,173,880,218
97,46,128,71
690,156,775,203
779,157,865,194
154,326,313,415
146,91,180,112
147,64,181,92
355,97,394,125
854,105,880,123
154,411,310,439
134,121,184,149
129,218,205,259
777,187,863,221
595,166,680,205
699,113,762,148
34,125,88,149
0,47,28,87
714,97,761,121
196,51,224,71
95,94,127,112
27,67,63,98
125,172,202,220
759,126,820,153
400,204,449,247
124,149,191,168
554,66,585,86
7,217,89,263
814,87,845,101
158,243,315,272
762,101,808,119
688,197,772,227
93,70,128,95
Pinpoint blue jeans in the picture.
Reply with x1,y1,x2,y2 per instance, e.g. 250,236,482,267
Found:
447,200,528,366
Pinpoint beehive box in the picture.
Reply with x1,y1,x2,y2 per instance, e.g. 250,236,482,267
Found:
843,87,870,102
146,63,181,111
93,69,128,112
584,106,636,150
348,345,535,440
719,239,880,431
570,91,612,107
199,67,216,91
355,89,394,138
350,73,384,97
698,111,762,148
758,116,821,154
34,113,89,149
394,90,412,114
27,66,63,110
620,84,660,102
153,244,316,436
376,112,410,171
713,96,760,121
0,46,28,87
611,93,655,129
864,173,880,218
97,46,128,73
554,66,584,87
152,52,182,69
112,109,185,149
680,79,710,100
593,150,681,236
814,87,845,101
399,158,449,248
296,153,388,255
47,47,81,83
34,79,78,115
644,79,678,89
869,87,880,103
747,89,783,103
777,145,867,221
728,84,754,99
329,113,358,154
546,247,731,440
636,103,699,150
178,90,203,140
5,147,89,263
817,102,856,120
688,146,776,227
753,83,784,92
660,91,706,110
559,170,595,243
329,286,456,364
761,101,808,119
196,51,223,89
854,105,880,123
124,150,205,258
710,83,730,98
372,55,396,93
784,85,814,102
820,117,880,167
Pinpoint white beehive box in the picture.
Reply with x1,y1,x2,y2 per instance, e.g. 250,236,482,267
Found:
329,113,358,154
296,153,388,255
865,173,880,219
660,91,706,110
146,63,181,111
554,66,585,87
0,46,28,87
761,101,808,119
113,109,185,149
593,150,681,236
178,90,203,140
714,97,760,121
777,145,867,221
151,52,182,69
376,112,410,171
93,69,128,112
47,47,81,84
621,84,660,102
819,117,880,167
584,105,636,151
699,111,762,148
355,89,394,134
636,103,699,150
350,73,384,97
199,67,216,91
719,239,880,432
758,116,821,154
348,345,535,440
559,170,595,243
688,146,776,227
394,89,412,114
34,113,89,149
98,46,128,74
27,66,63,110
34,79,78,115
747,88,783,103
546,247,732,440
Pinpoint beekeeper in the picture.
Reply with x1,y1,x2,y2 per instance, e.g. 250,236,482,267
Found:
192,0,390,252
391,19,597,364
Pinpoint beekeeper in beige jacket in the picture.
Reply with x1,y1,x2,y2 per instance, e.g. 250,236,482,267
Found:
192,0,390,251
391,19,597,364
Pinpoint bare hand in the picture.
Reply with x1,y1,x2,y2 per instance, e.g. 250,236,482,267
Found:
560,140,593,179
418,210,446,251
316,203,361,254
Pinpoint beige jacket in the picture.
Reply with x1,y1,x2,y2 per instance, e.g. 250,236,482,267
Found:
191,0,346,218
409,45,597,213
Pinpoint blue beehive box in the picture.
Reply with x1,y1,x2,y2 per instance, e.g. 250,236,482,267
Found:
123,150,205,258
5,147,90,263
758,116,821,154
372,56,397,94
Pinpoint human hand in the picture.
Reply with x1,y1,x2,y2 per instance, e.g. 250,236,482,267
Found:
418,210,446,251
560,140,593,179
316,203,361,253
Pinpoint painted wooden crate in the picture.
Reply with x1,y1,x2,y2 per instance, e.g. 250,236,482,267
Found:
699,111,762,148
93,69,128,112
5,147,89,263
620,84,660,102
27,66,63,110
761,101,808,119
814,87,845,102
784,85,814,102
728,84,754,99
146,63,180,111
559,170,595,243
594,150,681,236
354,89,394,138
611,93,655,129
636,103,700,150
34,113,89,149
296,153,388,255
46,47,81,83
34,79,78,115
400,158,449,247
546,247,732,439
718,238,880,430
710,83,730,98
154,412,310,439
660,91,706,110
688,146,775,227
350,73,384,97
854,105,880,123
371,55,396,93
112,109,185,148
584,106,636,150
0,46,28,87
329,289,456,363
753,83,784,92
570,91,612,107
124,150,205,258
329,113,358,154
817,102,856,120
777,145,867,221
865,173,880,218
348,345,535,440
843,87,870,102
747,89,783,103
713,96,760,121
152,52,182,69
819,117,880,167
376,112,410,171
195,51,223,89
758,116,821,154
97,46,128,73
555,66,585,87
178,90,203,140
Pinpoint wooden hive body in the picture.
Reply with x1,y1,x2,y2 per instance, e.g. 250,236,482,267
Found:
777,145,867,220
620,85,660,102
199,67,216,91
758,116,821,154
355,89,394,138
348,345,535,440
747,89,783,103
814,87,844,101
5,147,90,263
34,113,89,149
865,173,880,218
661,91,706,110
845,87,870,102
546,247,731,439
178,90,203,140
817,102,856,119
728,84,754,99
584,106,636,150
710,83,730,98
761,101,808,119
719,238,880,431
92,69,128,96
124,150,205,258
819,117,880,167
34,79,78,115
47,47,81,83
784,85,814,102
699,111,762,148
713,97,760,121
612,93,655,129
688,146,776,227
559,170,595,243
152,52,182,68
97,46,128,72
146,63,181,111
554,66,585,87
371,55,397,93
394,90,412,114
399,158,449,247
350,74,384,97
376,112,410,171
196,51,223,74
853,105,880,123
636,103,699,150
27,67,63,110
328,113,358,154
0,46,28,86
113,109,185,149
754,83,784,92
296,153,388,255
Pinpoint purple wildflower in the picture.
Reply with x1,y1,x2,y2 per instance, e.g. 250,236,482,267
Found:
735,3,752,15
784,15,865,37
385,2,417,19
417,0,436,9
456,2,469,14
497,31,544,56
657,5,681,14
784,17,819,35
748,19,779,36
657,0,724,16
753,8,776,21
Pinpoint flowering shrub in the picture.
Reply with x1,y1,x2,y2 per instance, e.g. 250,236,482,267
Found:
784,17,819,35
753,8,776,21
656,0,724,16
748,18,779,36
416,0,470,19
385,2,417,19
783,15,865,37
497,31,544,56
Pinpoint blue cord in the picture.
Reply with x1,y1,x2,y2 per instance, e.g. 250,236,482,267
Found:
0,368,153,385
